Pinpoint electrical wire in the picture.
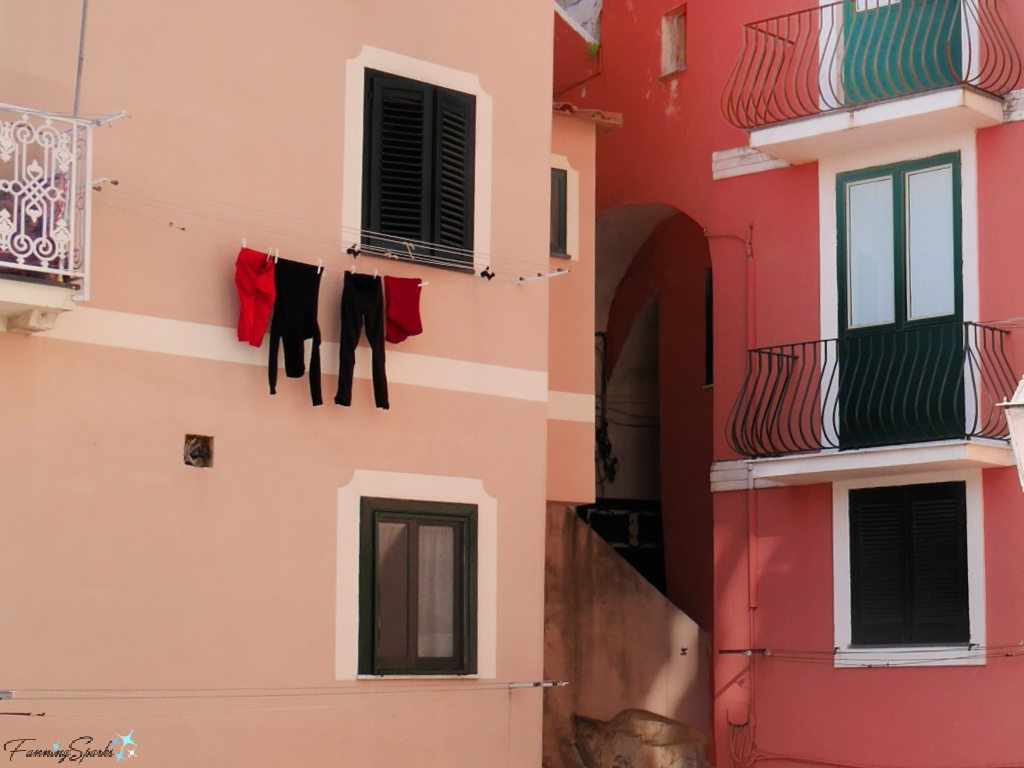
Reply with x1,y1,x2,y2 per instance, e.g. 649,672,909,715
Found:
0,680,561,718
95,182,561,277
9,680,561,701
97,196,561,285
720,643,1024,668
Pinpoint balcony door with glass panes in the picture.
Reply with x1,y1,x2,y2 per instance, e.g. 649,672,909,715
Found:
843,0,962,105
837,153,963,449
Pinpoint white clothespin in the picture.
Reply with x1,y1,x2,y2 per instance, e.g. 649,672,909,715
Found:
273,248,279,264
350,262,357,273
418,281,429,288
316,259,323,274
241,237,246,248
373,268,378,278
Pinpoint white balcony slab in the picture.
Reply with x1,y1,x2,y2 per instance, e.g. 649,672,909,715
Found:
710,438,1013,492
0,276,77,333
749,87,1004,165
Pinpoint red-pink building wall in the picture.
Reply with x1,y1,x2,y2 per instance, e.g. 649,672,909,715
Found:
556,0,1024,765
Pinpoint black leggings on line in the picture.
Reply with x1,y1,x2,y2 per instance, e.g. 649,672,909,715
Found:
335,272,389,409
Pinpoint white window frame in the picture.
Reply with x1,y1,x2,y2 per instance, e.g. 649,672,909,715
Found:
819,134,979,448
820,133,979,340
342,46,493,273
549,153,579,262
832,468,986,668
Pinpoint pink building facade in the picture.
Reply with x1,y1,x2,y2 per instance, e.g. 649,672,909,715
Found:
556,1,1024,766
0,2,599,765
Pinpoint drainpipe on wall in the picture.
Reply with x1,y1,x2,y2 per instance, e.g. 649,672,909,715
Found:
706,224,757,764
73,0,88,117
745,226,758,759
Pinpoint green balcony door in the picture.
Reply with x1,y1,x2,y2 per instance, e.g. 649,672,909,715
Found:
843,0,962,105
837,154,964,449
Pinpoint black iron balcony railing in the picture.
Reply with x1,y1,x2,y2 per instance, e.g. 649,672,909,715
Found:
727,322,1017,458
722,0,1022,131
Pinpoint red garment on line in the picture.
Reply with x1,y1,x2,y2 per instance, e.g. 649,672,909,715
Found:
383,275,423,344
235,247,276,346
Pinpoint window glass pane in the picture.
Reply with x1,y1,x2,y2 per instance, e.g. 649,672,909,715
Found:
376,521,408,658
906,165,955,320
550,169,567,254
847,176,895,328
418,524,455,658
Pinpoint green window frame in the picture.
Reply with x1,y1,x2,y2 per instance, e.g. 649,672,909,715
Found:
849,482,969,646
359,497,477,675
362,70,476,269
550,168,568,257
837,152,962,334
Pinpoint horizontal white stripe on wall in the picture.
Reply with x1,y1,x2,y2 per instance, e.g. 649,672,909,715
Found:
40,307,599,413
547,390,593,423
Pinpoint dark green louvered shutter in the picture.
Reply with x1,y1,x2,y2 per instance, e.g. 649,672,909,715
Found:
364,71,433,249
363,71,475,266
850,482,968,646
908,483,969,644
434,87,475,262
850,488,909,645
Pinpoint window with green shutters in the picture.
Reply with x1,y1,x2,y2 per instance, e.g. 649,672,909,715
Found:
849,481,969,646
362,70,476,269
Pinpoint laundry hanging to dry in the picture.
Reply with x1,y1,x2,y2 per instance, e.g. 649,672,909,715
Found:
268,257,323,406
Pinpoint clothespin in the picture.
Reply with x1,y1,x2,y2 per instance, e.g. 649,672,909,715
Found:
316,259,323,275
373,268,378,278
418,281,429,288
241,238,246,249
273,248,279,264
266,247,273,263
350,262,357,274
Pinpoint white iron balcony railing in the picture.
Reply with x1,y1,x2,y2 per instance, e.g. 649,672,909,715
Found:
0,105,97,299
722,0,1022,130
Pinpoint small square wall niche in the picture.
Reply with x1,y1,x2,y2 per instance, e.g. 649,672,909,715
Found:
184,434,213,468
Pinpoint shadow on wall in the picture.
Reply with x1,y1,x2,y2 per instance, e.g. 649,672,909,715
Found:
543,504,710,768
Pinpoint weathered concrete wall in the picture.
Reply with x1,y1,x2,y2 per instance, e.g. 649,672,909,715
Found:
544,504,710,768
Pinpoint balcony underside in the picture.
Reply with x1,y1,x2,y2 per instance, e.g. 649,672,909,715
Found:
0,274,76,332
749,86,1004,165
711,438,1013,492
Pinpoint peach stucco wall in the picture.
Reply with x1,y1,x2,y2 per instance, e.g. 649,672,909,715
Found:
0,1,574,765
548,113,597,506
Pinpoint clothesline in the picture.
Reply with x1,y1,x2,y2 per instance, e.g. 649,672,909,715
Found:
94,182,563,274
96,197,568,285
250,242,429,287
